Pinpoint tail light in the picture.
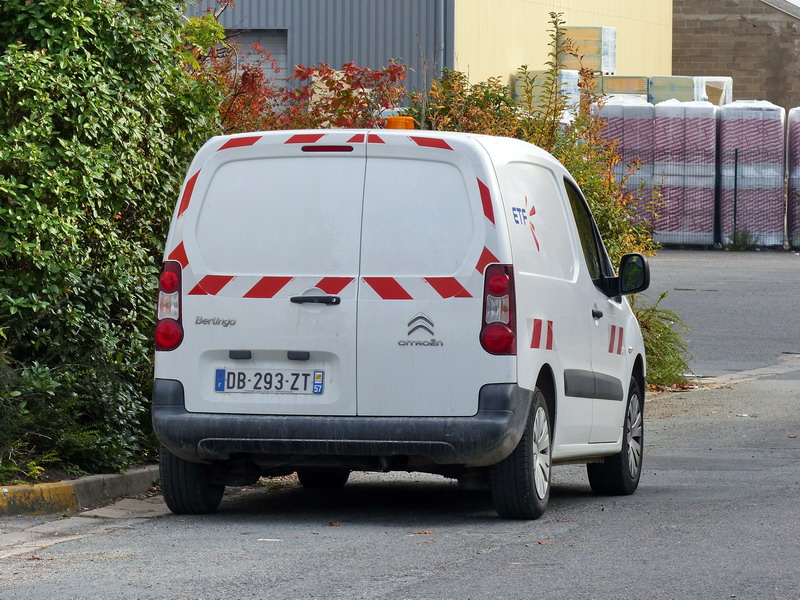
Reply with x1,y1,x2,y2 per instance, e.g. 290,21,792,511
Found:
480,264,516,355
155,261,183,351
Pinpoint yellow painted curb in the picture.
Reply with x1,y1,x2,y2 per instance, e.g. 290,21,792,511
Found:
0,482,79,515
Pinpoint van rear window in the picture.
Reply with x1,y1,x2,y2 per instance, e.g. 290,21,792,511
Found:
194,157,365,276
360,158,475,276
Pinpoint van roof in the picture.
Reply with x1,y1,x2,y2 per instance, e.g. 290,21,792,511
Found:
191,129,568,178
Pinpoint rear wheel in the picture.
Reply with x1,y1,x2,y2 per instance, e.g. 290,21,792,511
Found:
587,377,643,495
297,468,351,490
489,388,551,520
159,445,224,515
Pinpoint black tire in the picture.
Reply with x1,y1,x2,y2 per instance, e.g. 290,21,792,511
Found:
489,388,552,520
587,377,644,496
297,468,351,490
159,445,224,515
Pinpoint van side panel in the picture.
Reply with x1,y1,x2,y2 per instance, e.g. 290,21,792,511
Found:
588,295,636,443
493,159,594,447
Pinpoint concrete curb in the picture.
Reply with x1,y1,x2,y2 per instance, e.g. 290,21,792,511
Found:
0,465,160,516
692,355,800,388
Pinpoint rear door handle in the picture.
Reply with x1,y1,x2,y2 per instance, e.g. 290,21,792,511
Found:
592,309,604,319
290,295,341,305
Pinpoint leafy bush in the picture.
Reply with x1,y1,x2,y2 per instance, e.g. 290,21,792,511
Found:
409,69,520,137
631,293,691,388
0,0,221,481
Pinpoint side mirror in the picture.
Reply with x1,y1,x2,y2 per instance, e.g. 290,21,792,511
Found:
617,253,650,296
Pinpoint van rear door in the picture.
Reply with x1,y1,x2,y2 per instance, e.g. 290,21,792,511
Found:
356,133,510,417
170,131,366,416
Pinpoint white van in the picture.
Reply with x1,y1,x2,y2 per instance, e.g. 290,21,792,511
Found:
153,129,650,520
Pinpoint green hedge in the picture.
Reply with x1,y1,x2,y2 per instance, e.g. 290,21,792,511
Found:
0,0,221,480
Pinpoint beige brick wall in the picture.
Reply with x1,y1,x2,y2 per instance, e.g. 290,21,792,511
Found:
673,0,800,109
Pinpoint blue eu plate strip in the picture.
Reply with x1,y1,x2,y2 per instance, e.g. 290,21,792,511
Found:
215,369,226,392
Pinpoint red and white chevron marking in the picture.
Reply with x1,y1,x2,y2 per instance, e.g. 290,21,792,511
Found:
175,273,487,301
530,318,554,350
166,237,497,300
608,325,624,355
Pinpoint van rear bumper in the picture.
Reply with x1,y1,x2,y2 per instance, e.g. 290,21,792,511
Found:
152,379,532,468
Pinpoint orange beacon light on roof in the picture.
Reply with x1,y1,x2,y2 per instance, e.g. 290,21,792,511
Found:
385,115,415,129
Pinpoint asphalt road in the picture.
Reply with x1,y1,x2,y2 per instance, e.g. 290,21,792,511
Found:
645,248,800,377
1,371,799,599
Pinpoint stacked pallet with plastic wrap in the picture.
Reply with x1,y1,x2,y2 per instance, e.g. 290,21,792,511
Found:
514,70,580,115
601,75,648,101
718,101,785,246
695,77,733,106
652,100,718,245
597,96,655,220
648,76,695,104
562,27,616,74
788,108,800,248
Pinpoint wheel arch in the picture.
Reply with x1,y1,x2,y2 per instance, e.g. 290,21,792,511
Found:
535,364,557,441
632,354,646,408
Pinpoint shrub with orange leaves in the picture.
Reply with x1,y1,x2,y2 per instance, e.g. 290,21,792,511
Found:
182,2,407,133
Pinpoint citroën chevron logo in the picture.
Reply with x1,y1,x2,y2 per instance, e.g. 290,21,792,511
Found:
407,313,434,336
398,313,443,347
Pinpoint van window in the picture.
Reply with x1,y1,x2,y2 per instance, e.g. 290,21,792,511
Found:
194,157,365,276
495,162,576,281
563,179,610,283
360,158,475,276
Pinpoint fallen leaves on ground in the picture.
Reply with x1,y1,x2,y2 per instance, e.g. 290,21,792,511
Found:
648,383,699,392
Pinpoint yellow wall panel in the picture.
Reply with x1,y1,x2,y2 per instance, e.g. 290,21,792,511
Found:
453,0,671,86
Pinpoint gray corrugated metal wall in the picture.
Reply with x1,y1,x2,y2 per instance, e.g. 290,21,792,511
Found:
186,0,455,93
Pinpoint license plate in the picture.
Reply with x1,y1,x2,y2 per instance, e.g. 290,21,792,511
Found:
214,369,324,394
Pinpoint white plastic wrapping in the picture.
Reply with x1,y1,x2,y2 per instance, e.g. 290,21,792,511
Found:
598,96,655,178
787,107,800,247
597,96,655,225
718,100,785,246
694,77,733,106
651,100,718,245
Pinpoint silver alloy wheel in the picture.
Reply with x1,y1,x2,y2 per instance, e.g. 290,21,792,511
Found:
627,392,643,479
533,405,551,500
